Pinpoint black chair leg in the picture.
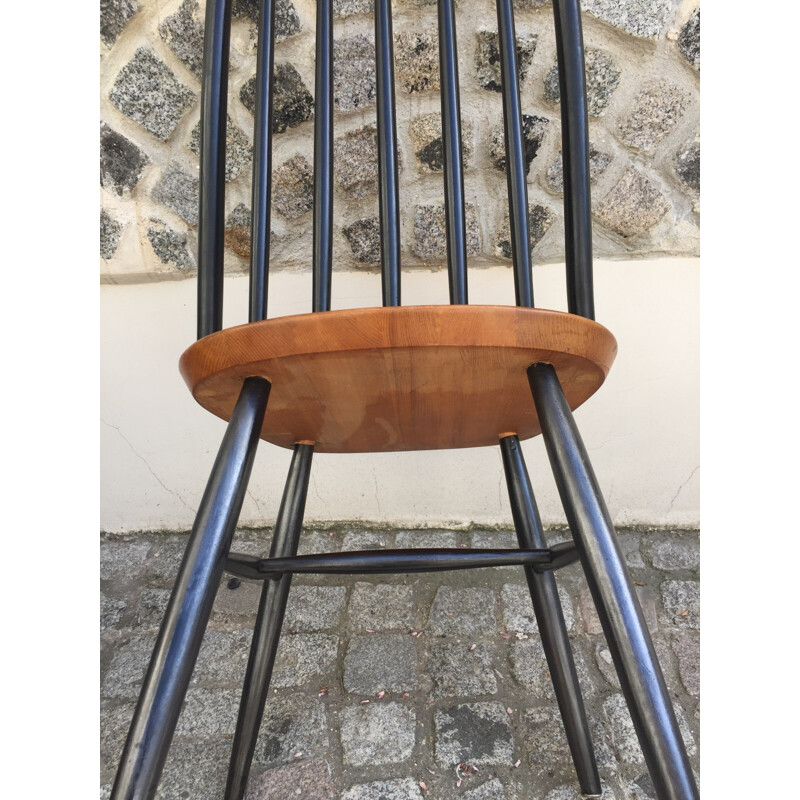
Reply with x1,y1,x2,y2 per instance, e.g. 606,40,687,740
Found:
500,434,602,797
528,363,699,800
225,443,314,800
111,377,271,800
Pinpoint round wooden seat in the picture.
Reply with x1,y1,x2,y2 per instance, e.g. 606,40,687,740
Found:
179,305,617,453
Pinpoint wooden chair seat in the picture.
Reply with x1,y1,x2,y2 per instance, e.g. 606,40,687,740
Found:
180,305,617,453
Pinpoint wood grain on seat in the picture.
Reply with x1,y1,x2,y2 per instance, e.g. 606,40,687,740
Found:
179,305,617,453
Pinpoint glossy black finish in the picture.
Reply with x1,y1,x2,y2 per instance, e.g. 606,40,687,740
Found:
500,435,600,796
437,0,468,305
495,0,533,308
529,363,698,800
224,544,578,580
111,378,270,800
553,0,594,319
313,0,334,313
225,443,314,800
248,0,277,322
374,0,401,307
197,0,233,338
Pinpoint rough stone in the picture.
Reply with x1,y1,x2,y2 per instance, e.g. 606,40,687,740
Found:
595,167,669,237
188,117,252,182
340,702,416,766
102,634,157,698
225,204,252,259
343,218,381,264
672,630,700,696
100,209,123,259
284,585,347,631
334,35,376,111
100,593,127,631
134,588,170,629
413,204,481,260
272,633,339,688
512,0,549,6
341,778,422,800
109,48,196,140
344,634,419,693
501,582,574,634
232,0,301,42
495,204,555,259
643,532,700,571
678,9,700,71
394,32,439,94
545,786,617,800
100,0,139,48
100,124,149,195
489,115,550,173
153,164,200,225
243,759,336,800
272,155,314,219
101,539,151,582
158,738,231,800
396,530,458,549
342,531,392,551
661,579,700,629
193,630,253,685
545,143,611,194
675,140,700,193
333,0,373,16
349,582,416,630
240,64,313,133
333,124,398,200
257,694,329,767
147,221,195,270
475,31,537,93
159,0,204,77
428,641,497,698
409,113,474,172
620,81,689,153
581,0,673,39
100,701,134,779
434,702,514,766
175,687,239,736
519,706,573,778
428,586,497,635
464,779,506,800
511,639,568,698
544,49,620,116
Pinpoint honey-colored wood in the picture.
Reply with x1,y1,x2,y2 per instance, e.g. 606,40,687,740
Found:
179,305,617,453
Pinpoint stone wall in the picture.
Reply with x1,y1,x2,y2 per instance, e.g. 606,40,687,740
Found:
99,0,699,283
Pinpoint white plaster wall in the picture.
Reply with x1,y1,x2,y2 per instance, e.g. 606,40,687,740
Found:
100,257,698,532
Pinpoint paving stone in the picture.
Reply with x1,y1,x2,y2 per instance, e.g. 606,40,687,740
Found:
501,582,574,634
626,773,657,800
617,530,646,568
595,167,669,237
545,143,611,194
188,117,252,182
343,218,381,264
413,204,481,260
342,531,392,551
257,694,329,767
394,32,439,94
581,0,673,39
100,593,127,631
578,581,656,635
240,64,313,133
135,587,170,629
489,114,550,173
396,530,458,549
102,634,157,698
349,582,416,630
595,642,620,689
272,634,340,688
100,0,139,48
297,530,339,555
193,629,253,685
244,759,336,800
544,48,620,116
100,124,149,195
284,585,347,632
434,702,514,766
153,163,200,225
678,9,700,71
101,539,151,582
159,0,204,76
409,112,474,172
429,586,497,635
495,204,555,259
672,630,699,696
464,779,506,799
147,221,195,270
428,641,497,698
333,0,373,17
334,124,380,199
475,30,537,93
344,634,418,693
341,778,422,800
510,638,590,698
100,701,135,778
661,579,699,629
100,209,123,260
225,203,253,259
175,687,239,736
545,786,617,800
146,535,189,585
158,738,230,800
620,81,689,153
334,35,376,111
675,140,700,193
233,0,301,42
272,154,314,219
110,48,196,140
211,571,264,622
519,706,573,778
470,531,516,549
340,702,416,766
643,532,699,571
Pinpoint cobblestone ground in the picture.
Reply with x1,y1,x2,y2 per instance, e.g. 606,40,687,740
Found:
100,527,699,800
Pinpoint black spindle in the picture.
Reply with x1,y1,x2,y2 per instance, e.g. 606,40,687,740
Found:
197,0,233,338
553,0,594,319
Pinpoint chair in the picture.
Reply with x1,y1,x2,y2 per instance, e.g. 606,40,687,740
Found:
110,0,698,797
